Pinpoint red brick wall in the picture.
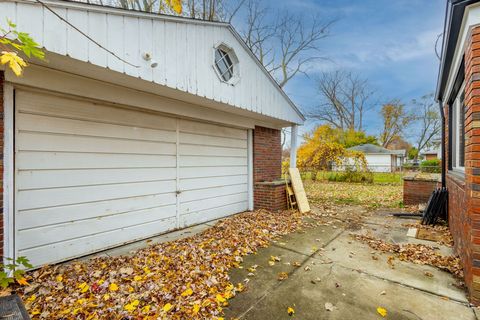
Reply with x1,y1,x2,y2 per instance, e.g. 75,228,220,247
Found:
253,126,286,211
253,126,281,182
403,179,439,205
445,25,480,304
254,183,287,211
0,70,4,260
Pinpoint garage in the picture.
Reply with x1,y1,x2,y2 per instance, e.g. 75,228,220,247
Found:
15,90,249,266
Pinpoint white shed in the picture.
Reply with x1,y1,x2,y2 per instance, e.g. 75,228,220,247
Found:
347,144,406,173
0,0,304,267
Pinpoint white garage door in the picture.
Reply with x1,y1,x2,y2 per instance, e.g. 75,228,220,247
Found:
15,90,248,267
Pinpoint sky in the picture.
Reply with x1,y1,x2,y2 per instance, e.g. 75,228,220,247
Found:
247,0,446,140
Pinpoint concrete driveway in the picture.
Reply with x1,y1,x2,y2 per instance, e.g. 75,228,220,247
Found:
225,206,477,320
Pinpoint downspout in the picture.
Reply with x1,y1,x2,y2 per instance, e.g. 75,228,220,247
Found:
438,99,446,188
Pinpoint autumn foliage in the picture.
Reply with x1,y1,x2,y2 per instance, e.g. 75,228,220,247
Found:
296,125,369,174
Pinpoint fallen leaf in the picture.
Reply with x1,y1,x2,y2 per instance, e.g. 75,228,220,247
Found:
325,302,335,311
287,306,295,316
377,307,387,317
278,272,288,281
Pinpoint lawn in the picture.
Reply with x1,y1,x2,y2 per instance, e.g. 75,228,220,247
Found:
301,171,403,185
304,180,403,209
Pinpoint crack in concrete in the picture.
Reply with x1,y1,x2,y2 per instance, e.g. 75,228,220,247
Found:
332,262,469,306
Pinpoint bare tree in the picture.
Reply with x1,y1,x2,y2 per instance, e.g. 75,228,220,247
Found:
241,0,276,70
379,100,414,148
239,2,334,88
273,14,333,88
308,70,375,131
411,93,441,157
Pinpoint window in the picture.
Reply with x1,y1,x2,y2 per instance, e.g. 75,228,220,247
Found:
215,48,234,81
213,43,239,85
450,82,465,171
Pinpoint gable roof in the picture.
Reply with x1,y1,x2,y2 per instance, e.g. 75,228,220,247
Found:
348,144,404,155
0,0,305,125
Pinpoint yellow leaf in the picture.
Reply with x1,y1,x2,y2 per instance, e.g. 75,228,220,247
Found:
109,283,119,292
377,307,387,317
31,308,41,315
56,275,63,282
181,288,193,296
103,294,110,301
133,275,142,281
16,277,29,286
27,295,36,302
124,300,139,312
166,0,182,14
162,303,173,312
287,307,295,316
78,282,90,293
142,305,151,313
193,303,200,314
0,51,27,76
76,298,86,305
143,267,152,274
216,294,226,303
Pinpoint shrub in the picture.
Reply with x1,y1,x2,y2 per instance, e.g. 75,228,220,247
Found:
420,159,441,173
327,169,373,184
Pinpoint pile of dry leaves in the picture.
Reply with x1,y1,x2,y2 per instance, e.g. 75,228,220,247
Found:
403,223,454,247
18,209,310,319
352,233,463,278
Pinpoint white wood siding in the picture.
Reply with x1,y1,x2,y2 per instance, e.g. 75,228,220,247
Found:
15,90,248,266
178,119,248,226
0,0,304,125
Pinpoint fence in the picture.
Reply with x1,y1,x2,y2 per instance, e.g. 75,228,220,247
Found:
298,165,441,185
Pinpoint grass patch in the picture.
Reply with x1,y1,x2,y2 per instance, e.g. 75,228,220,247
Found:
305,180,403,209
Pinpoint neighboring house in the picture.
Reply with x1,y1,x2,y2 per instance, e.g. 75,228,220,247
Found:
419,148,441,160
436,0,480,304
0,0,304,267
346,144,405,173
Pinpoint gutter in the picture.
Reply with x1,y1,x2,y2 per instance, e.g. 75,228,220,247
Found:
439,99,446,188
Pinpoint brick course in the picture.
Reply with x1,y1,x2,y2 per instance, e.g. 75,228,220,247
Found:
403,178,439,205
253,126,286,211
446,25,480,304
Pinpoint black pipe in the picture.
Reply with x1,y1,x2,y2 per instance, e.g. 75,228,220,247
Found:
439,99,446,188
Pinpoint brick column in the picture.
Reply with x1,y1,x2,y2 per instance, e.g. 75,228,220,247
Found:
465,26,480,304
0,70,4,260
253,126,286,211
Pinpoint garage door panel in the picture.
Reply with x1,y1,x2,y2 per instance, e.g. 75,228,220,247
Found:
180,202,247,227
179,166,247,179
19,217,178,267
18,132,177,155
180,192,248,215
179,132,247,148
17,90,177,131
18,168,177,189
16,193,177,230
17,180,177,211
179,119,246,139
180,155,246,167
180,184,248,202
180,175,247,191
17,204,177,250
18,113,177,143
18,152,177,170
179,144,246,157
15,90,250,267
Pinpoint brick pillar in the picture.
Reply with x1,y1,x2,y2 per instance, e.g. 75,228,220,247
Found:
253,126,286,211
465,26,480,304
0,70,4,260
